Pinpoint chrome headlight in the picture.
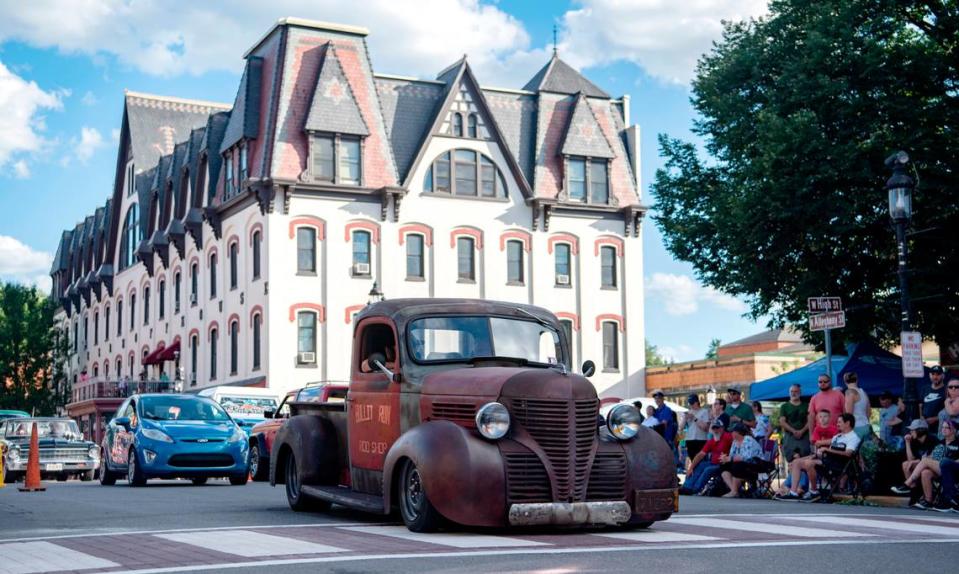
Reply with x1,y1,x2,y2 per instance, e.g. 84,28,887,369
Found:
606,404,641,440
475,402,510,440
229,428,246,443
8,446,20,462
141,428,174,443
88,446,99,459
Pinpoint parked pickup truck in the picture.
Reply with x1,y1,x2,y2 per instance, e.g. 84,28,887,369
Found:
270,299,676,532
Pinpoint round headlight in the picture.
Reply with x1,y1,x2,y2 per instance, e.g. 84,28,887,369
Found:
475,402,510,440
9,446,21,461
606,404,641,440
88,446,100,459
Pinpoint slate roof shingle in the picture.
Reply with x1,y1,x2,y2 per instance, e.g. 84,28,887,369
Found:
561,93,615,159
304,44,370,137
220,57,263,152
375,76,446,183
523,55,610,99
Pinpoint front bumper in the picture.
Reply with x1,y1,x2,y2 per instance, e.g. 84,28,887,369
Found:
138,438,248,478
508,501,632,526
4,459,99,473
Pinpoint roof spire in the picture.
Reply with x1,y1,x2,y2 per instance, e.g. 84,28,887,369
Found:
552,24,558,57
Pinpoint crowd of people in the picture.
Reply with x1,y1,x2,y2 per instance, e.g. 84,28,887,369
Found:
667,366,959,512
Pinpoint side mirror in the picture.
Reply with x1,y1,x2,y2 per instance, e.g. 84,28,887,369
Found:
369,352,399,383
263,409,274,419
114,417,131,430
581,360,596,378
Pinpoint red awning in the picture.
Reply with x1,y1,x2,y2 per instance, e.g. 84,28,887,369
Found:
157,340,180,362
141,344,166,366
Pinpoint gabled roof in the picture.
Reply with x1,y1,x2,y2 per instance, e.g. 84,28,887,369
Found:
375,76,446,182
561,93,615,159
124,91,231,171
304,43,369,136
51,230,72,274
220,57,263,152
203,111,231,206
400,58,533,198
523,55,609,98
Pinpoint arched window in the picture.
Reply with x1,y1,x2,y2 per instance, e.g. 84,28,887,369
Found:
252,230,261,280
352,230,371,276
297,227,316,274
209,253,218,299
190,334,199,385
297,311,317,365
423,149,507,198
406,234,424,279
94,311,99,345
252,314,262,370
119,204,141,270
230,320,239,375
229,242,238,290
174,271,181,313
467,114,478,138
210,327,218,380
506,240,524,284
116,357,122,377
555,244,571,285
600,246,617,288
143,286,150,325
457,237,475,281
158,279,166,319
452,112,463,137
602,321,619,370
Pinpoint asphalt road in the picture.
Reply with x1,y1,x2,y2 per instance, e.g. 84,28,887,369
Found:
1,480,957,573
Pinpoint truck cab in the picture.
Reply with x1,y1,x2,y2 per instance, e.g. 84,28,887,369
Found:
271,299,676,532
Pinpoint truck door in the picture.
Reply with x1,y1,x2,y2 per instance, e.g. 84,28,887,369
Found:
347,318,401,493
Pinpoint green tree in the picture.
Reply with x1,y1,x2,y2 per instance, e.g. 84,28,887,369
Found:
706,338,722,360
651,0,959,351
646,341,669,366
0,282,68,414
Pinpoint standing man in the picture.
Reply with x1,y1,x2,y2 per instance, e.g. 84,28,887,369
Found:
807,373,845,435
843,371,872,439
652,391,677,462
683,394,711,466
780,383,810,458
724,388,756,429
922,365,947,435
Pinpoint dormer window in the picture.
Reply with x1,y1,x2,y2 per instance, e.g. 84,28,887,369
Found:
467,114,478,138
452,113,464,137
238,145,248,183
224,151,234,197
565,156,609,204
310,133,362,186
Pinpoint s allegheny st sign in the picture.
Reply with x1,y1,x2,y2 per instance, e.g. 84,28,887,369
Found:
810,311,846,331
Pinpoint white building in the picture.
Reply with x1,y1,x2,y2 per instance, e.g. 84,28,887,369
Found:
52,18,649,400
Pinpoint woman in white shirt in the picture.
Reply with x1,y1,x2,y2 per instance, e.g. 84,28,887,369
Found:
719,423,763,497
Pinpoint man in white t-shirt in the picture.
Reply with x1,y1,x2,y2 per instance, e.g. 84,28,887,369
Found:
683,394,711,467
792,412,860,502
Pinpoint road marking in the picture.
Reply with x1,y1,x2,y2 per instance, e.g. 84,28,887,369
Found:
785,515,959,537
0,541,119,574
340,525,549,548
106,537,959,574
593,530,720,543
668,517,870,538
154,530,346,557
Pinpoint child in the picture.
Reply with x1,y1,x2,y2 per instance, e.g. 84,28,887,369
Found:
642,405,660,429
775,410,836,501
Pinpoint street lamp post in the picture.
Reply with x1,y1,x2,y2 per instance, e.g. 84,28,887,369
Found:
885,150,918,420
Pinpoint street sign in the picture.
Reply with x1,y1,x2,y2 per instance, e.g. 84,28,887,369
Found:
901,331,925,378
810,311,846,331
808,297,843,313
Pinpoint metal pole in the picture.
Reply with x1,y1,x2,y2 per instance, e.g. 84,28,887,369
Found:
824,328,833,382
896,219,918,420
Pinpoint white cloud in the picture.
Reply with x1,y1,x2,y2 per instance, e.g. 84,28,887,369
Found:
73,126,104,163
110,128,120,142
80,90,97,106
0,59,64,171
645,272,747,316
560,0,769,84
657,344,695,363
0,235,53,291
12,159,30,178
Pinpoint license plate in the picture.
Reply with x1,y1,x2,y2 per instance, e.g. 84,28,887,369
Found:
45,463,64,471
633,489,676,513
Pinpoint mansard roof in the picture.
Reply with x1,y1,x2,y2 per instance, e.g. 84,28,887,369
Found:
304,43,369,136
51,230,72,273
375,75,446,182
561,93,615,159
124,91,231,171
523,55,610,99
220,57,263,152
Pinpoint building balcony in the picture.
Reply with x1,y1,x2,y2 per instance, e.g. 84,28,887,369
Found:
69,379,181,405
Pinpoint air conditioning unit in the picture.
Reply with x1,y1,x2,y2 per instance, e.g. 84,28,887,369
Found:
556,274,570,285
353,262,370,275
298,351,316,364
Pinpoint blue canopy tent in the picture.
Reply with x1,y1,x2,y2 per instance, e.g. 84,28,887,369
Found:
749,341,929,401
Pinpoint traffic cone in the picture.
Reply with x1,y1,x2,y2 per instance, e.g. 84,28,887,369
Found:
1,451,5,488
18,421,45,492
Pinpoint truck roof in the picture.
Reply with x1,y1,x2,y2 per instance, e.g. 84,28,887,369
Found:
356,298,561,330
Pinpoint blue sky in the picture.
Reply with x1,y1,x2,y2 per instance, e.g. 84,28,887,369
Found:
0,0,770,362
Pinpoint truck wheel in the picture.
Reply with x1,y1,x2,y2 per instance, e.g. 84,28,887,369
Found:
127,449,147,487
284,453,331,512
229,474,248,486
617,517,653,530
398,459,443,532
249,444,267,481
80,470,95,482
99,451,117,486
192,477,209,486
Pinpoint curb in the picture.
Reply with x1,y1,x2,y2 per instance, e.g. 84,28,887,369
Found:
833,494,910,508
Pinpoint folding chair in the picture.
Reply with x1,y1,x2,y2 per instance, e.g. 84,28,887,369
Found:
818,448,864,502
746,438,781,499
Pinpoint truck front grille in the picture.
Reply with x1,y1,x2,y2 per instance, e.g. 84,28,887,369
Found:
430,402,476,424
39,448,89,462
509,398,598,502
586,451,627,500
503,452,551,503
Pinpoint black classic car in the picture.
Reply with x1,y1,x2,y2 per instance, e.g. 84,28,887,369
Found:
0,417,101,482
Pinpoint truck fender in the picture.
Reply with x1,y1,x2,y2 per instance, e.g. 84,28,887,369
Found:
382,420,507,527
270,415,338,487
621,425,677,519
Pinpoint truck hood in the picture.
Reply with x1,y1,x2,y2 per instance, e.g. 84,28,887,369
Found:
421,366,596,401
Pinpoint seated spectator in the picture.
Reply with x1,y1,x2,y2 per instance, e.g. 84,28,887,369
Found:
679,419,732,495
892,419,959,510
937,452,959,513
898,419,940,485
752,401,771,442
937,378,959,439
711,398,731,431
718,423,764,497
775,411,836,500
780,413,860,501
642,406,660,431
878,391,905,451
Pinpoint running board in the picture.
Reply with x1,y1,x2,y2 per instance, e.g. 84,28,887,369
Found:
301,484,387,514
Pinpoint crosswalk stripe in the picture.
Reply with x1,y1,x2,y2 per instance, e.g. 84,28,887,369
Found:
0,541,119,574
340,525,549,548
593,530,721,543
154,530,346,557
668,517,871,538
785,516,959,537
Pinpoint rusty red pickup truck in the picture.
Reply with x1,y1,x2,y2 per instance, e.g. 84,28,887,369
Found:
271,299,676,532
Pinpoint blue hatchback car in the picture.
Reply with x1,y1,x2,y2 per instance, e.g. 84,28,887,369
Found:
99,394,249,486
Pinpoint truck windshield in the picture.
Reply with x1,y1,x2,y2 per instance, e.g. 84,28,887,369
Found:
408,316,562,365
4,420,82,439
217,396,278,417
